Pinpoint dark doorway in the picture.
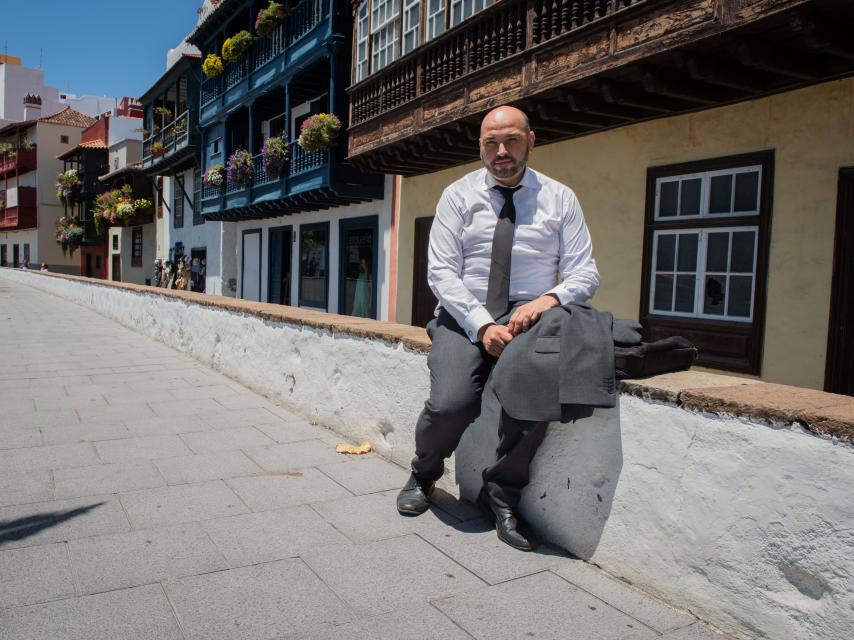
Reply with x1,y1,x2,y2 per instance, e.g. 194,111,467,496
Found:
12,244,19,268
191,248,207,293
111,255,121,281
268,226,292,305
411,216,438,328
339,216,378,319
825,167,854,396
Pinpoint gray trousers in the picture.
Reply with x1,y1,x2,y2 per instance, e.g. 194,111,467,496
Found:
411,306,549,510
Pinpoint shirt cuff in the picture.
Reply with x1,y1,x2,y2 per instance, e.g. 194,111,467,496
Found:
545,285,571,306
463,306,496,343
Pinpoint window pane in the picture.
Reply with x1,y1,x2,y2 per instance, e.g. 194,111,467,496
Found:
677,234,698,272
342,227,375,318
709,174,732,214
727,275,753,317
703,275,726,315
656,234,676,271
730,231,756,273
734,171,759,212
675,274,696,312
706,232,729,272
659,181,678,217
300,225,328,307
653,274,674,312
679,178,701,216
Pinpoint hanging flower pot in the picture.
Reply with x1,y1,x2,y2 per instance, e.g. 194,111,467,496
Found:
222,30,253,63
255,2,288,38
298,113,342,153
55,169,82,204
55,216,84,256
202,54,224,78
151,141,167,157
262,136,289,178
204,164,226,187
226,149,253,188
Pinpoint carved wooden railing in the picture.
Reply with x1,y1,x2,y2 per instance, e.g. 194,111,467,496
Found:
288,139,327,176
350,0,650,125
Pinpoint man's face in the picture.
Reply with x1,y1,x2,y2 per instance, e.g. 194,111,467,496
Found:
479,117,534,185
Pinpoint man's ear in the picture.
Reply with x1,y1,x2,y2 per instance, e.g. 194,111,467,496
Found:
528,130,536,150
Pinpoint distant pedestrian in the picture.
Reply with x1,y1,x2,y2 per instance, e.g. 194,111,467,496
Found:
40,263,49,272
20,259,30,270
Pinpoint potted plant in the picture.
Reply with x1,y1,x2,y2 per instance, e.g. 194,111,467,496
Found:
55,216,85,256
262,135,289,178
298,113,342,153
202,53,224,78
226,148,253,188
154,106,173,120
55,169,82,204
222,30,253,62
151,141,166,157
204,164,226,187
255,1,288,37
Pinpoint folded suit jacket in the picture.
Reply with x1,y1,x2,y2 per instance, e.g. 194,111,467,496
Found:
491,303,620,423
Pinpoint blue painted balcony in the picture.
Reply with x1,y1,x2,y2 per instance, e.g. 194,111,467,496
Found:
142,110,200,174
196,0,332,125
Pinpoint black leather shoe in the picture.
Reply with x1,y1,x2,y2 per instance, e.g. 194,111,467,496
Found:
396,473,435,516
478,488,538,551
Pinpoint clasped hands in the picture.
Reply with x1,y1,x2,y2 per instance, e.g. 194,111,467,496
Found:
477,294,559,357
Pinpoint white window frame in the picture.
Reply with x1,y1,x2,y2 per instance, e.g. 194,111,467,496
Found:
426,0,446,41
402,0,421,55
654,165,763,221
371,0,401,73
356,1,370,82
450,0,493,28
649,226,759,323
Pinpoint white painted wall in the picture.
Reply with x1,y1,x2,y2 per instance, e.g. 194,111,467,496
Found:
107,116,143,146
2,268,852,640
0,62,62,121
233,174,394,319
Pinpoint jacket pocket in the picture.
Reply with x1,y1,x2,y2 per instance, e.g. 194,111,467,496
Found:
534,336,561,353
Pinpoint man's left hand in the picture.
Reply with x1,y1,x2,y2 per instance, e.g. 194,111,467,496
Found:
507,294,560,335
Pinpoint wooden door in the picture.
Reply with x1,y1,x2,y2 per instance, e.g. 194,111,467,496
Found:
825,168,854,395
111,255,121,281
411,216,438,328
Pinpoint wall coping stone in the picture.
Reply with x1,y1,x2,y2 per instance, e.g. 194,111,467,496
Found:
16,269,854,443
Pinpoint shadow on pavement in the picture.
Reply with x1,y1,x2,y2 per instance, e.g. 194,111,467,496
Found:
0,502,105,545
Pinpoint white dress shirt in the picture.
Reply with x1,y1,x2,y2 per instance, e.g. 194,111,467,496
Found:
428,166,600,342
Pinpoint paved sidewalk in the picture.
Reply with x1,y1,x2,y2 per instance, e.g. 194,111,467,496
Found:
0,278,728,640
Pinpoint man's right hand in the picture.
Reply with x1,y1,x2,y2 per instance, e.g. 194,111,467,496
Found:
478,323,514,357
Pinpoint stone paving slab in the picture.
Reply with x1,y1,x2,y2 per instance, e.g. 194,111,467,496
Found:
553,558,697,633
0,441,99,474
225,468,352,511
94,434,193,462
0,495,130,550
434,571,659,640
301,534,485,615
317,455,411,495
67,523,230,594
199,406,287,429
165,558,355,640
153,450,262,485
0,427,42,449
122,414,211,437
245,438,349,471
180,426,277,453
201,504,353,567
661,623,729,638
119,480,249,529
53,460,166,500
0,542,78,607
254,419,330,444
0,470,54,508
0,583,183,640
0,408,80,430
40,420,131,445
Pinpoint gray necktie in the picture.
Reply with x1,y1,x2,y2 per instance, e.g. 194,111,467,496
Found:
485,185,522,318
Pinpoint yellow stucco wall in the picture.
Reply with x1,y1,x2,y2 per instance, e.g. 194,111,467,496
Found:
397,78,854,390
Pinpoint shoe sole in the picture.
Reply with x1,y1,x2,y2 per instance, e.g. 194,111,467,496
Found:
397,504,429,517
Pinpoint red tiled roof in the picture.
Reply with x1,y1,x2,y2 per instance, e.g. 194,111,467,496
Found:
78,139,108,149
38,107,97,128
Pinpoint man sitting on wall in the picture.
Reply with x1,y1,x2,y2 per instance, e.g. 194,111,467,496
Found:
396,105,600,551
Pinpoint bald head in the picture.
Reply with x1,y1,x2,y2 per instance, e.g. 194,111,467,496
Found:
479,106,535,186
480,106,530,138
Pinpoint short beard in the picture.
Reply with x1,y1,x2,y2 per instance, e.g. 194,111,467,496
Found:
485,148,529,182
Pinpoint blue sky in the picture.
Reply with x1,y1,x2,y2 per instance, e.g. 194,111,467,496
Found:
1,1,202,99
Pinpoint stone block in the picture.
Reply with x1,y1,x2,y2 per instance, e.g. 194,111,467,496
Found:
0,442,99,473
244,439,346,471
53,460,165,500
123,414,211,437
254,420,326,444
225,468,350,511
40,421,131,445
95,434,192,462
434,571,658,640
200,407,287,429
201,504,352,566
301,534,483,615
0,470,54,507
661,623,733,639
68,523,230,594
0,542,77,607
165,558,353,640
0,427,42,449
317,456,410,495
0,583,182,639
153,450,261,485
180,426,276,453
120,481,249,529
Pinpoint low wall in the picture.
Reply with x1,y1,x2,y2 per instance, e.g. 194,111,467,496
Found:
3,268,853,640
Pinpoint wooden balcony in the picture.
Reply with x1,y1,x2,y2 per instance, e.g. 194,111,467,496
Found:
346,0,854,175
142,110,199,175
0,187,37,230
0,147,37,177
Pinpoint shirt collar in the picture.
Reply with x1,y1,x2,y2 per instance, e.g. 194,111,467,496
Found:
482,166,537,191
